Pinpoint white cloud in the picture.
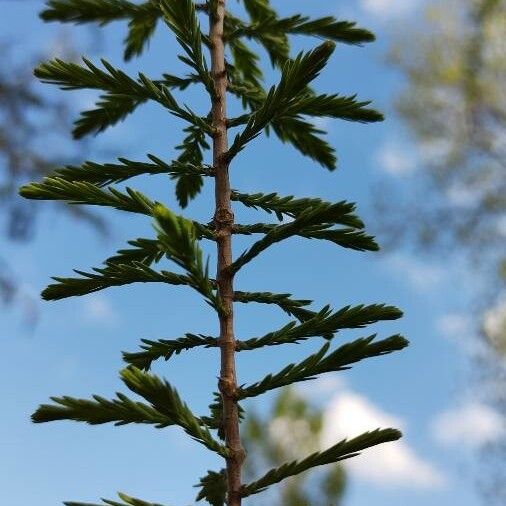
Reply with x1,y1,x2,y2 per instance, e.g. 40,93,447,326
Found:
436,313,483,355
383,253,444,291
437,313,472,340
298,375,347,397
360,0,421,19
432,402,505,448
83,294,118,326
376,143,417,176
322,390,445,489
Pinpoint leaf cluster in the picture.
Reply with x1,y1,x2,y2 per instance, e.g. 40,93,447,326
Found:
65,491,171,506
242,429,401,497
238,303,403,349
238,334,408,399
195,470,227,506
153,204,217,306
33,366,227,456
231,198,378,273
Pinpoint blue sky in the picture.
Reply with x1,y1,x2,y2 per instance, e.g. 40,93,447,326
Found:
1,1,503,505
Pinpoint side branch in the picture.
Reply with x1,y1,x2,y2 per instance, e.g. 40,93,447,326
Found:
237,334,408,399
234,290,315,322
242,429,402,497
123,334,218,370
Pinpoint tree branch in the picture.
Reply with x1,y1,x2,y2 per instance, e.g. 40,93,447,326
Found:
209,0,244,504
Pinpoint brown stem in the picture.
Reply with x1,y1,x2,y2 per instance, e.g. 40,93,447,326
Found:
209,1,244,505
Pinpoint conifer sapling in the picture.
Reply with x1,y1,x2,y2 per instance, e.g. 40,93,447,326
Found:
21,1,409,505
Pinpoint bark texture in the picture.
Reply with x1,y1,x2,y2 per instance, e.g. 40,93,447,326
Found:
209,1,244,504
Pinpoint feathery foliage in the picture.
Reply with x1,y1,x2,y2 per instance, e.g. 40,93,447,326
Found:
233,290,315,322
242,429,402,497
22,1,408,505
243,386,347,505
123,333,218,370
64,491,171,506
195,470,228,506
238,335,408,399
238,303,403,349
48,155,212,188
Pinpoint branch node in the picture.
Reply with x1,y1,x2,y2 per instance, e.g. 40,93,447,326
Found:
228,445,246,465
218,376,238,398
213,207,234,232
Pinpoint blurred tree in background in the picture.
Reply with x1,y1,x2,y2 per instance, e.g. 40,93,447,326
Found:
0,32,104,314
380,0,504,287
244,387,346,506
379,0,505,502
